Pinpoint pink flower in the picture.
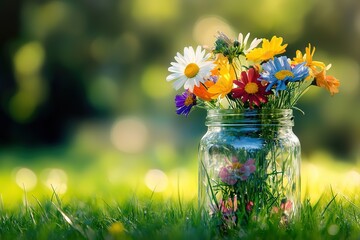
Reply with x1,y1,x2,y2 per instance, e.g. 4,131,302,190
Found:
271,199,293,215
280,200,293,214
219,157,257,184
219,166,237,185
239,158,256,180
218,195,238,226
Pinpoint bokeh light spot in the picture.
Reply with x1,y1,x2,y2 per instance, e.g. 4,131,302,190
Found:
88,75,119,110
329,57,359,95
110,116,148,153
90,37,112,62
14,42,45,76
131,0,179,23
15,168,37,191
193,16,234,47
344,170,360,189
141,64,172,99
327,224,339,236
116,32,141,63
144,169,168,192
9,91,38,123
42,168,68,194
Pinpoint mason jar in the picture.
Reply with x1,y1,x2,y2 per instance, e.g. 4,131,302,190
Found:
198,109,301,227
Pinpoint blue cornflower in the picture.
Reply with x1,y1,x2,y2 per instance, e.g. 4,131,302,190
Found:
259,56,309,94
174,91,197,116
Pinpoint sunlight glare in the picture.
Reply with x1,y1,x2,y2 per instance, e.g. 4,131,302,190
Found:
42,168,68,194
144,169,168,192
15,168,37,191
193,16,234,47
110,116,148,154
343,170,360,190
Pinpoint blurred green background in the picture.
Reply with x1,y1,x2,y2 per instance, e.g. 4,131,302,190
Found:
0,0,359,208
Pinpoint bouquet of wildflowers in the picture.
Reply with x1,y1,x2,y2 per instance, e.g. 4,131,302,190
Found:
166,32,340,116
166,32,340,230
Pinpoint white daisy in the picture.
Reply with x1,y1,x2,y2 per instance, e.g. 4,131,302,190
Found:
238,32,262,54
166,46,215,91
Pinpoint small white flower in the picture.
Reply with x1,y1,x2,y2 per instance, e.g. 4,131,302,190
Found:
166,46,215,91
238,32,262,54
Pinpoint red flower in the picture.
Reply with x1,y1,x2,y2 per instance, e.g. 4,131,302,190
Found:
246,201,254,212
232,68,270,108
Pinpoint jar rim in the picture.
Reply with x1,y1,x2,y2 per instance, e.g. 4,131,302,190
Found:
206,108,294,126
207,108,293,115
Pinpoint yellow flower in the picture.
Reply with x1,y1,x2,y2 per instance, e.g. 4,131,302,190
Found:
108,222,130,240
207,69,233,99
207,54,235,99
246,36,287,62
292,44,326,79
211,54,236,80
314,69,340,95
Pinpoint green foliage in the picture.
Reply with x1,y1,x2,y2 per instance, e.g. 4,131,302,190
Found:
0,192,359,240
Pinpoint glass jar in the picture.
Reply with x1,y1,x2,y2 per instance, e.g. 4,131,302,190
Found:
198,109,301,227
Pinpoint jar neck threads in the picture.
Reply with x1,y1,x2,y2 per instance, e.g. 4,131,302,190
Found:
205,109,294,127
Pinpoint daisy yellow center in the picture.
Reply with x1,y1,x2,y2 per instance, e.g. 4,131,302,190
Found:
275,70,294,80
184,95,194,106
244,82,259,94
184,63,200,78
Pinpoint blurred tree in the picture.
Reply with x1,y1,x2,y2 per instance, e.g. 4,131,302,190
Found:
0,0,358,161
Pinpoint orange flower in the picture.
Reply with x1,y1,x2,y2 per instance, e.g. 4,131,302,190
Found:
193,81,215,101
292,44,326,79
314,69,340,95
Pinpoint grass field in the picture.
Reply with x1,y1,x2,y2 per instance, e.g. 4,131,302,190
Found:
0,191,359,239
1,148,360,239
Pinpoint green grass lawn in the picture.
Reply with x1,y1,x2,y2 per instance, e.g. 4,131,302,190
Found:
1,148,359,239
0,191,359,240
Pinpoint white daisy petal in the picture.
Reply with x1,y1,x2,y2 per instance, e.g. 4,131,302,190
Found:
184,80,193,91
244,33,250,47
168,64,185,72
245,38,262,54
238,33,244,46
166,74,179,81
196,46,202,58
173,76,187,90
166,45,214,90
167,72,183,80
175,54,186,65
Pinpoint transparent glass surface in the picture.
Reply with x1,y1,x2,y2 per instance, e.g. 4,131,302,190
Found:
198,109,301,227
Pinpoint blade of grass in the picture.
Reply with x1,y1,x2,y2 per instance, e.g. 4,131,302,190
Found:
321,192,337,218
23,184,36,225
177,173,183,217
51,202,87,238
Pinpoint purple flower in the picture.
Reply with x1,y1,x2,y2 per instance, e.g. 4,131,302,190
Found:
175,91,196,116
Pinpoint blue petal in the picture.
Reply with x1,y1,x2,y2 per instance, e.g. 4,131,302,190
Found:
265,81,277,92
